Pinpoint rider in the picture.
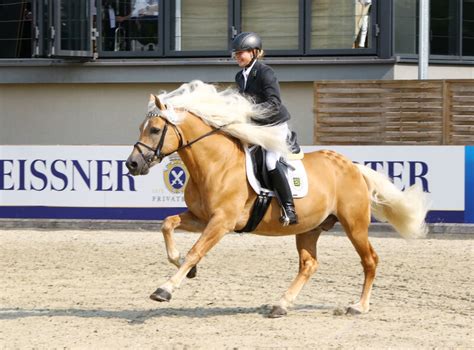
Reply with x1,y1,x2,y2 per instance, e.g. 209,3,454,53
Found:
232,32,298,225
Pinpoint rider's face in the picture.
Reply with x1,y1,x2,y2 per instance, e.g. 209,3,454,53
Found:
234,50,253,68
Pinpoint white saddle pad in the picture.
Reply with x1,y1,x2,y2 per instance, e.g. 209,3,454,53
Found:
244,147,308,198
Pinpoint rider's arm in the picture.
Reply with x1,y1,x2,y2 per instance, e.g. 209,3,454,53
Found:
256,66,282,115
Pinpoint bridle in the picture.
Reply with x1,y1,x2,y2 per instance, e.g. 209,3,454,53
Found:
133,111,225,164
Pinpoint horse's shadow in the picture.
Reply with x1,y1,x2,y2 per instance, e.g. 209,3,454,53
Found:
0,304,334,324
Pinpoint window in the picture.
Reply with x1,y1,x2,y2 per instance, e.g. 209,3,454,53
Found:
0,0,33,58
2,0,385,59
463,0,474,56
170,0,228,52
394,0,473,60
0,0,90,58
430,0,459,56
310,0,373,50
100,0,160,54
394,0,417,54
241,0,300,51
57,0,92,53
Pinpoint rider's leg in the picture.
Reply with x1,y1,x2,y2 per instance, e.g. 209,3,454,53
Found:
267,153,298,225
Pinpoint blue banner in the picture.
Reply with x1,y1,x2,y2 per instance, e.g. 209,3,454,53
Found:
465,146,474,223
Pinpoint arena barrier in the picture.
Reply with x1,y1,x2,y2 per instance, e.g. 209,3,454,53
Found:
0,145,472,224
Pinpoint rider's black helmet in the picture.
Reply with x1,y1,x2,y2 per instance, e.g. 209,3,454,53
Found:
231,32,262,52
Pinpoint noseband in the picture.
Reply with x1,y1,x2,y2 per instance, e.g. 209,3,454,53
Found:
133,111,225,164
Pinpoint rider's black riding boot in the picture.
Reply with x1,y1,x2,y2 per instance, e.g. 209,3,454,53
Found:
268,163,298,225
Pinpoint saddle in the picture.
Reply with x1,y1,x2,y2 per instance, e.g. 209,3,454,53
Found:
236,132,308,233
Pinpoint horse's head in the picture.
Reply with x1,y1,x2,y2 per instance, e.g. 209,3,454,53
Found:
126,94,183,176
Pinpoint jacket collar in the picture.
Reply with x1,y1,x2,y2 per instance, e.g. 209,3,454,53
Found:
242,60,260,91
243,59,257,78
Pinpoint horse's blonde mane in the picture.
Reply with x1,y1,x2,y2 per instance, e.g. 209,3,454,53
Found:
155,80,290,155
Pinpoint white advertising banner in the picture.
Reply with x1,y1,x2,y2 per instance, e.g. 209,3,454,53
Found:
0,145,465,211
303,145,465,211
0,146,187,208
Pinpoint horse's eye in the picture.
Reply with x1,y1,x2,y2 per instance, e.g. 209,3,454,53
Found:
150,127,160,134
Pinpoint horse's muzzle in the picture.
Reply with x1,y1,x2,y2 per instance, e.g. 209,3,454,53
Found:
126,155,149,176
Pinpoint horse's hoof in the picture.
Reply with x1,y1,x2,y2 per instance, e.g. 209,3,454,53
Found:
150,288,172,302
186,266,197,279
268,305,287,318
346,306,362,315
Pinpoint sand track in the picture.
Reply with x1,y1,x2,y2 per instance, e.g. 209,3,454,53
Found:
0,229,472,349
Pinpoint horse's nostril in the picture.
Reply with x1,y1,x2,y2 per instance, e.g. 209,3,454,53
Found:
126,160,138,170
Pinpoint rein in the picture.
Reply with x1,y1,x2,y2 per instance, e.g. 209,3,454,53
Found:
134,111,226,164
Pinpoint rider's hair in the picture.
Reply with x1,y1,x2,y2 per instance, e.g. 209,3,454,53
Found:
255,49,265,59
231,48,265,60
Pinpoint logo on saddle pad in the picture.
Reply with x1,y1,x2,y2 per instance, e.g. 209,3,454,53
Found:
293,177,301,187
163,158,189,193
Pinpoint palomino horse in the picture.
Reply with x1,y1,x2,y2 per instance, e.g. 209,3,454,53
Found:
126,81,429,318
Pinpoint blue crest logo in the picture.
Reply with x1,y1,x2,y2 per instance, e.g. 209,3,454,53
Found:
164,158,188,193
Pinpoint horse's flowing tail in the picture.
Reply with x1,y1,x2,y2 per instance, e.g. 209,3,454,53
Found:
356,164,430,239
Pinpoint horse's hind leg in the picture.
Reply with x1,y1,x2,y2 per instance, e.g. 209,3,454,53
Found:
162,211,206,278
339,215,379,314
269,229,322,318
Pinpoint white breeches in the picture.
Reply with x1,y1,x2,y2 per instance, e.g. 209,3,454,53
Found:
266,122,289,171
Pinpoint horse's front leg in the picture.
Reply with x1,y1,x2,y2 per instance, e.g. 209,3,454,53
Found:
151,210,234,302
161,211,206,278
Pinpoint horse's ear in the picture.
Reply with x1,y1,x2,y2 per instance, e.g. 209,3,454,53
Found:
150,94,166,110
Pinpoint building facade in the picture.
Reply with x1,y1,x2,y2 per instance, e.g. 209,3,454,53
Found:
1,0,473,145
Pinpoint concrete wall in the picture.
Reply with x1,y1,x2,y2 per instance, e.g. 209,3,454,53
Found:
394,64,474,79
3,61,470,147
0,83,176,145
0,82,315,146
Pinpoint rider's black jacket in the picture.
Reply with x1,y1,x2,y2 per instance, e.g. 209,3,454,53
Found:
235,60,291,126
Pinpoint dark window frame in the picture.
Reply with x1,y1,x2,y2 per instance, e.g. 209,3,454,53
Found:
33,0,44,57
52,0,93,57
33,0,94,58
461,0,474,58
5,0,426,61
430,0,460,56
394,0,474,63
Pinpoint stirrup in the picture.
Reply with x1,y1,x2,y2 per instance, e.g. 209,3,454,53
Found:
280,213,290,226
279,206,298,226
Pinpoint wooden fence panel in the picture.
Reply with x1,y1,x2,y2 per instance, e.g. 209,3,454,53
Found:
314,80,474,145
446,81,474,145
